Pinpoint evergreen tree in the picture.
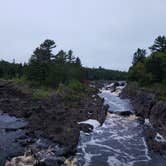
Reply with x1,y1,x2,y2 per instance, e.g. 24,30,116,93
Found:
28,39,56,84
54,50,67,64
67,50,75,63
149,36,166,53
30,39,56,64
132,48,146,65
75,57,81,66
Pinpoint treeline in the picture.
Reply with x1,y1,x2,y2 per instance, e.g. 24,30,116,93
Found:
0,39,127,87
0,60,23,78
128,35,166,86
85,67,127,80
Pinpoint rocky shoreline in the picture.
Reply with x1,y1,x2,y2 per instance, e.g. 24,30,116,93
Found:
121,82,166,153
0,80,107,165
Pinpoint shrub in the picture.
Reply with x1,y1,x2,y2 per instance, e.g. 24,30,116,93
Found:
68,80,86,92
32,87,53,99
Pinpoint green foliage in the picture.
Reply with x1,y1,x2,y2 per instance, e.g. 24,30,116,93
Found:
27,39,56,84
32,87,53,99
142,83,166,101
56,80,90,102
12,76,27,85
149,36,166,53
84,67,127,81
57,80,86,95
145,52,166,82
128,62,145,81
160,96,166,101
26,39,85,87
129,35,166,97
0,60,23,79
132,48,146,65
0,39,127,90
26,39,126,86
129,52,166,85
68,80,86,92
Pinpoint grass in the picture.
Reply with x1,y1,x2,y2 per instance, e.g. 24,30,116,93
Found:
8,77,93,100
11,77,55,99
55,80,96,103
160,96,166,101
11,76,27,85
32,87,53,99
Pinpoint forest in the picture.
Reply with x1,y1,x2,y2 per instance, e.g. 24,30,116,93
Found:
128,35,166,98
0,39,127,88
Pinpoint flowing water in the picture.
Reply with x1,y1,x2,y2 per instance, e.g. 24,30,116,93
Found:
76,89,166,166
0,112,27,164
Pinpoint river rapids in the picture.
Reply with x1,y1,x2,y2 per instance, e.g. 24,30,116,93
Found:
76,89,166,166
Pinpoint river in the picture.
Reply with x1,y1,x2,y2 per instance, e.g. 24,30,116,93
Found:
76,89,166,166
1,88,166,165
0,112,27,164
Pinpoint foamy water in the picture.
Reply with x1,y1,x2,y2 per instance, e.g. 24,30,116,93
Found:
76,89,166,166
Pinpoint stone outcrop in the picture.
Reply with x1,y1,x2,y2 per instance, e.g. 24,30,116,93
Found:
121,82,166,132
121,82,166,153
0,80,107,164
150,101,166,136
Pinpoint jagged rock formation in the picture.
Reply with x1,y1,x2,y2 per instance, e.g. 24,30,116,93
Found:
121,82,166,153
0,80,107,164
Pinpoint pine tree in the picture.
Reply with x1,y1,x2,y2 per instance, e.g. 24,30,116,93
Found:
149,36,166,53
132,48,146,65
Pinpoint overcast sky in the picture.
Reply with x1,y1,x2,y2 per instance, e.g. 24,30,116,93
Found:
0,0,166,71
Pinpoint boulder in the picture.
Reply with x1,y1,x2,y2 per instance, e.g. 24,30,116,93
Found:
79,123,93,133
144,128,166,153
133,89,158,118
117,111,133,116
150,101,166,136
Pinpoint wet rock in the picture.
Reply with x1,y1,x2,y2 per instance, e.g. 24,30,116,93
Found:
5,152,36,166
40,158,59,166
121,83,159,119
105,82,119,92
64,157,77,166
133,90,157,118
79,123,93,133
144,128,166,154
117,111,133,116
120,82,139,99
0,80,107,162
150,101,166,136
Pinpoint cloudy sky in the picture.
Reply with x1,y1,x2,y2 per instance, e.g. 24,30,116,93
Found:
0,0,166,71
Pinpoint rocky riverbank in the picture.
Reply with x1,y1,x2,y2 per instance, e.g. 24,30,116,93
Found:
121,82,166,153
0,80,107,165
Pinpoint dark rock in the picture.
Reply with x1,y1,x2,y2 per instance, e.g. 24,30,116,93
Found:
79,123,93,133
145,128,166,153
34,161,46,166
117,111,133,116
120,82,139,99
133,89,158,118
0,80,107,161
150,101,166,136
41,158,59,166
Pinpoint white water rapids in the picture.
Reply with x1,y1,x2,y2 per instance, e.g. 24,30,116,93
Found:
76,89,166,166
